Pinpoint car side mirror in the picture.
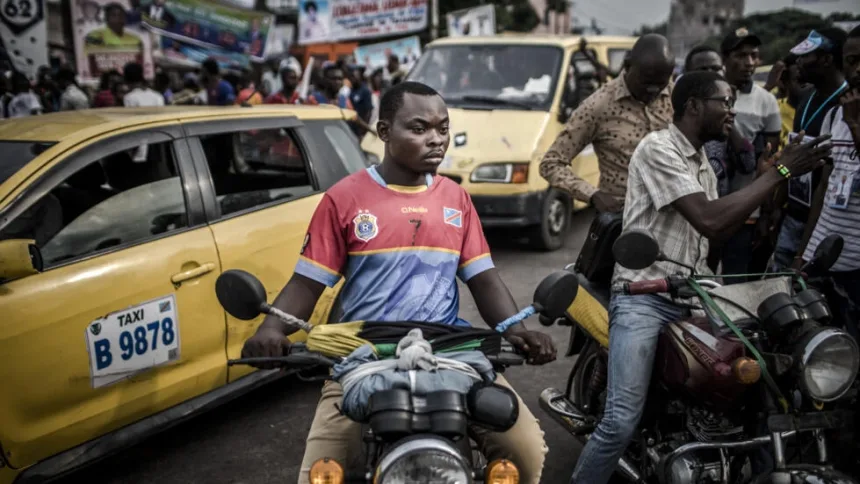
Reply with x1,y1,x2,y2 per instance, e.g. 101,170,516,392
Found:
533,271,579,320
613,229,661,270
0,239,43,282
807,234,843,273
215,269,270,320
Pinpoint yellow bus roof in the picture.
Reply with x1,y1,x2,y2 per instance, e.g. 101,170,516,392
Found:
0,105,347,143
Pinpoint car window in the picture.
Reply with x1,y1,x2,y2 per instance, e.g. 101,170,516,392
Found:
607,48,630,74
0,141,55,185
0,141,188,267
198,127,316,218
303,120,367,189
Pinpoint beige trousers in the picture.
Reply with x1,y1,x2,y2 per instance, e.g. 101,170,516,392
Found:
297,374,548,484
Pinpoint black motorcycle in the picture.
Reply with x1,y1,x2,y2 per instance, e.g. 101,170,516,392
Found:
539,230,859,484
215,269,580,484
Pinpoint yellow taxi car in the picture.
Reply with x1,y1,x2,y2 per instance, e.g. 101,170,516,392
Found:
0,105,361,484
362,34,636,250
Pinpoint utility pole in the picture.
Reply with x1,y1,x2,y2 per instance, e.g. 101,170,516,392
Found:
431,0,439,39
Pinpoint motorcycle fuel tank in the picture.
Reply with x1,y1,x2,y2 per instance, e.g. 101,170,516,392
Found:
655,317,752,408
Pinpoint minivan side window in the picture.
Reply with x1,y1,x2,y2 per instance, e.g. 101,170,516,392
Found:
0,141,188,268
197,127,316,218
303,120,367,189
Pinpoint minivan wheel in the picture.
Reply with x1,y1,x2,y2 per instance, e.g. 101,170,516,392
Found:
529,189,571,251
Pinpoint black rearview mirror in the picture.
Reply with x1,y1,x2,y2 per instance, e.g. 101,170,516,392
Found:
613,229,661,270
215,269,269,320
533,271,579,319
810,234,843,273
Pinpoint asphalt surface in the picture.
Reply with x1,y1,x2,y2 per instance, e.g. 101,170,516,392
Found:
54,209,597,484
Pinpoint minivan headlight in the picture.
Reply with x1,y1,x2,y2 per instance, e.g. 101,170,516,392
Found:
797,328,859,402
470,163,528,183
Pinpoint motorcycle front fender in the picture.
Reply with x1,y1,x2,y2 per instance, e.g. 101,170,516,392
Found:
754,464,859,484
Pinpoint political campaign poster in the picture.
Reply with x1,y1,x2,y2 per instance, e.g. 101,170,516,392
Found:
138,0,274,59
263,23,295,58
71,0,154,83
154,36,250,71
0,0,48,78
446,4,494,37
298,0,427,45
354,35,421,72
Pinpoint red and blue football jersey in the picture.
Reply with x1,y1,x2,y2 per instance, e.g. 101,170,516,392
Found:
295,166,494,326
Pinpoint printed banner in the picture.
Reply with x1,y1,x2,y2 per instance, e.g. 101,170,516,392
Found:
263,23,295,58
138,0,274,59
0,0,48,78
446,4,494,37
71,0,154,83
298,0,427,45
354,35,420,72
154,36,251,71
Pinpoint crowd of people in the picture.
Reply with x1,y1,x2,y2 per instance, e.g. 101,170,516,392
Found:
540,25,859,484
0,52,411,139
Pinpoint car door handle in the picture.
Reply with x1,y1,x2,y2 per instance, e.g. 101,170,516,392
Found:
171,262,216,284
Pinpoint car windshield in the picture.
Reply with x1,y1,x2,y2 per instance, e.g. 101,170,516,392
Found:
408,44,564,111
0,141,55,185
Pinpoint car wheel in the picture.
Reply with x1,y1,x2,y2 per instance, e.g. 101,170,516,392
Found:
529,189,571,251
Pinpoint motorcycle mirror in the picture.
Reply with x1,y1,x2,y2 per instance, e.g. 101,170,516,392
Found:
808,234,843,273
215,269,270,320
533,271,579,319
613,229,661,270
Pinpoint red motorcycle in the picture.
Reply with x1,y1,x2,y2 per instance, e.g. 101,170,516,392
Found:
539,230,859,484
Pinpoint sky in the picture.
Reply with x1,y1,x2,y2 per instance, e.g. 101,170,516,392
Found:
570,0,860,34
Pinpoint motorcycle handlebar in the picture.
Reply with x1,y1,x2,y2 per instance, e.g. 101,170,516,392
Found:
623,278,671,295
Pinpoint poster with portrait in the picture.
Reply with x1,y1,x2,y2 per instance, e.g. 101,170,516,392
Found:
354,35,421,72
71,0,154,83
298,0,427,45
446,4,494,37
138,0,273,60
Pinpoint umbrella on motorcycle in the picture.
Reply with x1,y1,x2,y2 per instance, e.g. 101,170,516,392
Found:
215,269,579,359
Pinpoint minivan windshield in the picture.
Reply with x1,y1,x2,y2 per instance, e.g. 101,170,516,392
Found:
0,141,55,185
408,44,564,111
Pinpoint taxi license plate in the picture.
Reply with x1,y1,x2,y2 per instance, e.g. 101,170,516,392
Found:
85,295,180,388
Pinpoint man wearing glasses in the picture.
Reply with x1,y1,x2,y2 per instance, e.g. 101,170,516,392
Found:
570,71,831,484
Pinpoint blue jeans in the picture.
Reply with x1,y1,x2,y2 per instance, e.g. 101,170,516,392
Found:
570,294,689,484
770,214,805,272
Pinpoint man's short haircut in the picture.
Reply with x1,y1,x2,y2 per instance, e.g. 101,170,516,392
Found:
671,71,724,122
379,82,440,124
304,1,316,12
104,3,125,17
850,25,860,38
202,58,219,76
55,67,77,84
123,62,144,84
322,63,342,77
684,45,720,72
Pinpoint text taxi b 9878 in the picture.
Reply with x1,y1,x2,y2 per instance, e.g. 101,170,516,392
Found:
0,105,363,484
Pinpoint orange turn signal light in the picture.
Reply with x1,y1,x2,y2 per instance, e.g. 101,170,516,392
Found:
732,357,762,384
487,458,520,484
511,164,529,184
309,457,344,484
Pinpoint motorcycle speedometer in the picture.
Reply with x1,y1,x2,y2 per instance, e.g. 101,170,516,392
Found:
796,328,860,402
375,437,472,484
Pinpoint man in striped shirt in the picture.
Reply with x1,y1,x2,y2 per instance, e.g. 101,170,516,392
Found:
800,25,860,336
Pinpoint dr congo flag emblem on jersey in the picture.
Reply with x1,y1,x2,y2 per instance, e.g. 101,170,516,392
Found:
353,210,379,241
443,207,462,228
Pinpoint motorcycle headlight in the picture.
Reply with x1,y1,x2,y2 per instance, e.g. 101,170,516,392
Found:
797,328,860,402
470,163,528,183
375,437,472,484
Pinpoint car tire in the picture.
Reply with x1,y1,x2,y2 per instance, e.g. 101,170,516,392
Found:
529,189,571,251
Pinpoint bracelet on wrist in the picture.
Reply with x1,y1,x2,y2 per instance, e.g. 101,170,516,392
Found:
775,164,791,179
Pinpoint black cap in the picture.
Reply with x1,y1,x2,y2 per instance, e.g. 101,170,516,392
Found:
721,27,762,55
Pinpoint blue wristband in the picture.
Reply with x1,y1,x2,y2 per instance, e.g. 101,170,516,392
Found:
495,306,536,333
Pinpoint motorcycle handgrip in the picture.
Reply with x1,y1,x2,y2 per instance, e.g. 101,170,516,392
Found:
625,279,670,295
228,353,337,368
487,352,525,367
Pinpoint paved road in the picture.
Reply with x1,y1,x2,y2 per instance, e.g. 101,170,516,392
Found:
55,209,597,484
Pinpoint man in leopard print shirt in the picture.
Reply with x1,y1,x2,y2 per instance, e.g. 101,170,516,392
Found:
539,34,675,213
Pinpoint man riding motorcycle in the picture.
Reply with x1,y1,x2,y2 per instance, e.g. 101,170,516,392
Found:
570,71,832,484
240,81,557,484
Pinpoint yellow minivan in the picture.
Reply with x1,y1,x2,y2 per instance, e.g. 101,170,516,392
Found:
0,106,359,484
362,34,636,250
